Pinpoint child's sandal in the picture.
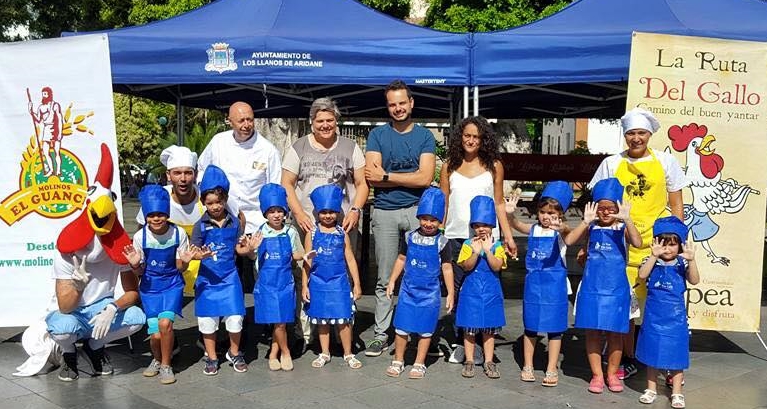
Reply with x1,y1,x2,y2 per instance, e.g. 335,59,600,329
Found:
542,370,559,387
343,354,363,369
671,394,685,409
311,353,331,368
385,360,404,378
520,366,536,382
483,362,500,379
408,363,427,379
639,389,658,404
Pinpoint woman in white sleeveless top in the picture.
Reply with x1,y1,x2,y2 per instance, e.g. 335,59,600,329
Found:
439,116,517,362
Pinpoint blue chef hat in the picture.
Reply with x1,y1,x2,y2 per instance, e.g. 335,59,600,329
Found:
139,185,170,217
469,195,497,228
416,187,445,223
199,165,230,194
653,216,688,244
259,183,289,215
541,181,574,212
310,184,343,213
592,178,624,204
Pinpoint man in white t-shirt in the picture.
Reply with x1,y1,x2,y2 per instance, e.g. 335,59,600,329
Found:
197,102,281,293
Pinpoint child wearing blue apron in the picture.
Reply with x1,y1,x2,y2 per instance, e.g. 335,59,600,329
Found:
455,195,507,379
507,181,573,387
565,178,642,394
251,183,303,372
124,185,193,385
301,185,363,370
636,216,699,409
384,187,455,379
190,165,258,376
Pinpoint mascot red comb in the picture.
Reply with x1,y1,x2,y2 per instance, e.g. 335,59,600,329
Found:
16,144,146,381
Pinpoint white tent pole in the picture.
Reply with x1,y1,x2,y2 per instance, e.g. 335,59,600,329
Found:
463,86,469,118
473,86,479,116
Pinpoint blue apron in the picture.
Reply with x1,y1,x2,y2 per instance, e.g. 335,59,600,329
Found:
574,224,630,333
306,225,352,320
194,218,246,317
393,231,442,334
139,225,184,318
455,242,506,329
636,256,689,370
254,224,295,323
523,226,568,333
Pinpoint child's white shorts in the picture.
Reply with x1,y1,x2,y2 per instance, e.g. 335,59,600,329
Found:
198,315,244,334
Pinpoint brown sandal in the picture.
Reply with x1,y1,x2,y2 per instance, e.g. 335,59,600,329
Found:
542,370,559,387
520,366,536,382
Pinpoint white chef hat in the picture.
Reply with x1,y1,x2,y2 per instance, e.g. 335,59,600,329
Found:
621,108,661,134
160,145,197,170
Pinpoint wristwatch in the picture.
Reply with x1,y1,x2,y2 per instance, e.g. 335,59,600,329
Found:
350,207,363,216
382,173,389,182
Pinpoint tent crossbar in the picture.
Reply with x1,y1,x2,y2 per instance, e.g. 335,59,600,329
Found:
127,84,175,92
586,82,628,92
477,86,529,99
410,90,451,101
240,84,315,102
517,84,605,101
327,86,383,100
181,85,249,100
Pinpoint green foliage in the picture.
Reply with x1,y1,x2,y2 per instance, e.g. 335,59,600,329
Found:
424,0,571,32
128,0,212,25
0,0,31,41
359,0,410,20
113,94,173,166
568,140,591,155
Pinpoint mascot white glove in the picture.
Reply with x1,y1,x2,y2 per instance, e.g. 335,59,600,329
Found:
88,303,117,340
70,255,91,292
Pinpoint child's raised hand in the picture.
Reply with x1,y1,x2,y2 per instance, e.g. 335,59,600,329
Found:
470,237,483,254
192,245,216,260
445,293,454,314
583,202,597,223
682,241,696,261
122,244,142,267
650,237,664,258
549,215,563,231
248,232,263,252
352,284,362,301
614,201,632,222
302,286,310,303
178,244,195,264
480,235,493,253
504,194,520,215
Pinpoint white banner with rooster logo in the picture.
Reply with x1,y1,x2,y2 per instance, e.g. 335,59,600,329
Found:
0,35,121,327
626,32,766,332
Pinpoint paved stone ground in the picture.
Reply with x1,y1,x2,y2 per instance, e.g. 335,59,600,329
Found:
1,199,765,409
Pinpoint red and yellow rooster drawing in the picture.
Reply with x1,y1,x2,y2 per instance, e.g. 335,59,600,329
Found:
667,123,759,266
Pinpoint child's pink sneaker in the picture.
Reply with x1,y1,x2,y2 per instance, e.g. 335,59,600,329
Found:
588,375,605,393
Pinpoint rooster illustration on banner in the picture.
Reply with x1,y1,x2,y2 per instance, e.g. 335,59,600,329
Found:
666,123,760,266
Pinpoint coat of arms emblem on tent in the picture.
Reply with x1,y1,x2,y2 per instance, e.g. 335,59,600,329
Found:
205,42,237,73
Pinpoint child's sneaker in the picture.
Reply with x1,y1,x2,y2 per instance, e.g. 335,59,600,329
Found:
364,339,388,357
142,359,161,377
616,365,626,380
621,358,638,379
226,350,248,373
202,358,219,376
158,365,176,385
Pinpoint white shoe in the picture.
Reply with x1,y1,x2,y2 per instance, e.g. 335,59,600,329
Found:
448,345,465,364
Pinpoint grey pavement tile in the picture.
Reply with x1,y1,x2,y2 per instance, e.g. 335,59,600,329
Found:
77,395,171,409
0,376,33,399
0,393,63,409
692,351,766,370
410,396,477,409
138,380,235,408
241,383,336,407
299,368,388,394
311,396,378,409
35,377,133,408
707,369,767,407
471,390,542,409
346,383,434,408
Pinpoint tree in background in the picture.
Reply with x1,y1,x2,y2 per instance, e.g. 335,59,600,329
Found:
424,0,570,32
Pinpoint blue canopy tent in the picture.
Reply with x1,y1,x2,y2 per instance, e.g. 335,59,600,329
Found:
66,0,471,119
471,0,767,118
